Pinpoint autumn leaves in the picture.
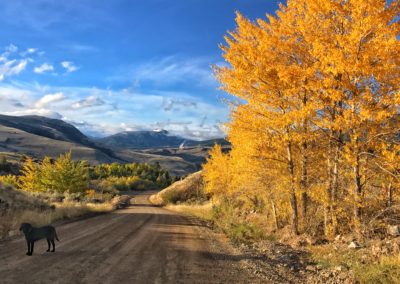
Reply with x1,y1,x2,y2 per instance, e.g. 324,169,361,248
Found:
204,0,400,237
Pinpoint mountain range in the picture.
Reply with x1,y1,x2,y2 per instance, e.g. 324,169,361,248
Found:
0,115,229,175
97,129,228,149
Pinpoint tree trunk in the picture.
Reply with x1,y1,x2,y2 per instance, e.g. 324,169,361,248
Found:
325,136,333,236
301,140,308,219
353,152,362,236
271,200,279,230
330,136,340,236
325,130,340,237
287,140,299,235
387,182,393,208
301,92,309,220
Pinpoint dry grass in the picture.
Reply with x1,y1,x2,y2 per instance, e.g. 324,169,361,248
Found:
165,202,213,221
149,194,163,206
356,255,400,284
309,244,400,284
0,184,115,239
150,171,207,205
1,201,115,239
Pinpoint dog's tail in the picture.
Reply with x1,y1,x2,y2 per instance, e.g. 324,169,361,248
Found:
55,230,60,242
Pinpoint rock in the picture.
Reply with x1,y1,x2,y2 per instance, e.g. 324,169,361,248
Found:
371,244,381,256
321,271,333,278
381,246,389,255
391,240,400,253
338,272,348,280
360,254,368,264
387,225,400,237
306,265,316,272
111,195,132,209
334,265,343,272
348,241,361,249
8,230,15,237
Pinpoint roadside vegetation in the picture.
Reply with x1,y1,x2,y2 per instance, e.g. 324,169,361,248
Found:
0,151,174,239
150,171,213,221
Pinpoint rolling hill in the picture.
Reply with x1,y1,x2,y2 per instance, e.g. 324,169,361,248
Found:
0,115,92,146
0,124,118,164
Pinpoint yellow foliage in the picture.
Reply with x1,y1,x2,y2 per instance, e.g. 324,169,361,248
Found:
204,0,400,236
0,175,18,188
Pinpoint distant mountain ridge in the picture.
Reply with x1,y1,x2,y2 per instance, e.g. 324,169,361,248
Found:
0,115,93,147
96,130,229,149
0,114,115,157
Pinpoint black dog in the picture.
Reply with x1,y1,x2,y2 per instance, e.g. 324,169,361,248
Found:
19,223,60,256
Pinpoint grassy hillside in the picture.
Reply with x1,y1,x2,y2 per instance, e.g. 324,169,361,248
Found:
0,125,118,164
150,171,207,205
114,149,198,176
0,115,91,145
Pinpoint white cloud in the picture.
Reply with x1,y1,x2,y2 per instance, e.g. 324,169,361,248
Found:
0,59,28,80
0,85,34,100
21,47,38,57
61,61,78,73
107,56,218,89
35,92,65,108
71,95,105,109
4,108,63,119
10,60,27,74
34,63,54,74
131,56,217,88
162,97,197,111
5,44,18,53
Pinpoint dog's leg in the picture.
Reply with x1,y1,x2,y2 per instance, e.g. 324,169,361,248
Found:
30,241,34,255
51,240,55,252
26,240,31,255
47,239,51,252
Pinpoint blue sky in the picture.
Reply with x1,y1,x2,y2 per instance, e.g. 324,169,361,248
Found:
0,0,280,139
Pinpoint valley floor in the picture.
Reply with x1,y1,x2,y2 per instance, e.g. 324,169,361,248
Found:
0,192,269,284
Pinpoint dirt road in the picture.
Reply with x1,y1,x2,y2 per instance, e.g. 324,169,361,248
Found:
0,192,265,284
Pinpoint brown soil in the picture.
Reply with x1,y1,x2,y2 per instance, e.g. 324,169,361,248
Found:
0,192,268,284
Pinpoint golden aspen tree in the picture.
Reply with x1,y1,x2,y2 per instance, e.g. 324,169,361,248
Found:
41,156,56,191
19,158,43,192
205,0,399,237
203,144,232,198
288,0,400,235
214,10,319,234
49,151,88,193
